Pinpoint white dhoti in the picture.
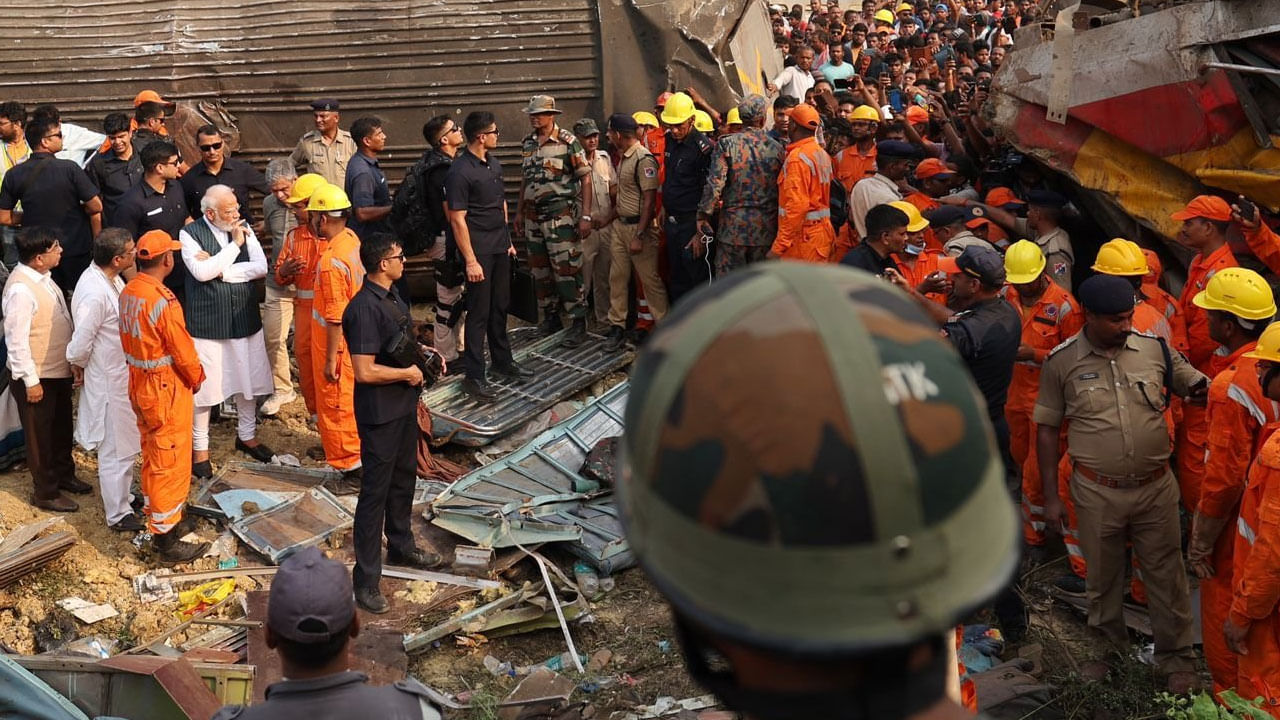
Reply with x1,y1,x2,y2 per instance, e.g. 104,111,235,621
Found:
98,393,141,524
191,332,273,451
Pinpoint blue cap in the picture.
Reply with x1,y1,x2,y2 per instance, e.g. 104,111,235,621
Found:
877,140,921,160
1027,189,1068,208
926,205,966,227
608,113,638,132
268,546,354,643
1078,274,1136,315
310,98,340,111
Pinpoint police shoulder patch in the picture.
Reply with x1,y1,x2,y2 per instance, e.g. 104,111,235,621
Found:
557,128,577,145
1045,333,1080,359
695,135,713,154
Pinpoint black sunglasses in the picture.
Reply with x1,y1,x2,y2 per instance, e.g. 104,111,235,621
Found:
199,141,224,152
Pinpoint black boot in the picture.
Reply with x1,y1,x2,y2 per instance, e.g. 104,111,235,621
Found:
561,318,588,348
603,326,626,352
152,530,209,564
539,312,563,335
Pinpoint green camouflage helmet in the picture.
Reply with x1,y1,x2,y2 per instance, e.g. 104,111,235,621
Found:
620,262,1018,655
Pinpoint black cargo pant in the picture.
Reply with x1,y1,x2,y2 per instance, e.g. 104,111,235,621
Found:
462,252,515,381
352,410,419,591
664,213,711,304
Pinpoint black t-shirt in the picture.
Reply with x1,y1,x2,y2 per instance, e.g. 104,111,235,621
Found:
840,242,899,275
112,179,191,294
342,280,420,425
444,149,509,256
943,296,1021,419
0,153,99,256
180,158,268,223
85,150,143,223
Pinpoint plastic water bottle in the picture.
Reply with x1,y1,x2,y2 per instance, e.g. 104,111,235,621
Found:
573,561,600,598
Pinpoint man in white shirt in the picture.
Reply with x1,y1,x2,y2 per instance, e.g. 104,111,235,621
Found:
67,228,143,531
2,227,89,512
769,48,817,103
849,140,918,238
573,118,616,328
179,184,274,479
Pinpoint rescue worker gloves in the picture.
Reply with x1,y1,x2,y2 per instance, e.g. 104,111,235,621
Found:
1004,239,1046,285
660,92,697,125
1091,238,1148,277
307,183,352,213
286,173,328,205
1192,267,1277,321
619,262,1019,655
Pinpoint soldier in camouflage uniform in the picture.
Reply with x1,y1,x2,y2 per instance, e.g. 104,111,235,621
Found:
515,95,593,347
697,94,783,278
619,262,1018,720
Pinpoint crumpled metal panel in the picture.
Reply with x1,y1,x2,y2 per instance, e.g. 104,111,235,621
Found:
190,462,335,520
424,327,632,447
229,487,354,564
428,382,630,563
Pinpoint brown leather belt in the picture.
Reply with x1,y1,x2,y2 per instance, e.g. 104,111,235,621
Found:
1074,464,1167,489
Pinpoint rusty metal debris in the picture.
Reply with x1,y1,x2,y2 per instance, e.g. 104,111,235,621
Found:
229,486,353,564
191,461,334,520
0,522,76,589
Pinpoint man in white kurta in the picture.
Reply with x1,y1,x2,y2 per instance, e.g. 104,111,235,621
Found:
179,184,274,478
67,228,143,531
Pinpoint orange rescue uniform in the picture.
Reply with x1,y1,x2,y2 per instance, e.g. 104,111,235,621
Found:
1005,282,1082,546
1231,427,1280,713
834,143,876,193
771,136,836,262
310,227,364,471
1199,345,1280,695
274,224,328,416
902,192,944,253
893,249,946,305
119,273,205,535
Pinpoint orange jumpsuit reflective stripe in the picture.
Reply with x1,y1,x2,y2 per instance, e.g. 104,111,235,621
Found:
1230,426,1280,714
310,228,364,471
118,273,205,535
771,136,836,262
1200,345,1280,695
1004,282,1082,546
275,224,327,416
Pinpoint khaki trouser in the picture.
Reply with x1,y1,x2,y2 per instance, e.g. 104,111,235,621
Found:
582,223,615,325
262,284,295,397
608,221,668,328
1071,467,1196,674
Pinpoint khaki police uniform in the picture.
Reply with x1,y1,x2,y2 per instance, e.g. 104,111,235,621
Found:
290,129,358,187
1034,329,1205,674
607,142,668,329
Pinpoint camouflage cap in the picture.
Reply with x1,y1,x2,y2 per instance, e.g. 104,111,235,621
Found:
572,118,600,137
620,263,1018,656
737,94,768,122
522,95,562,115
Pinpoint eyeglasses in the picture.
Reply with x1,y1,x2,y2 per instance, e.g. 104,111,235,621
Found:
448,126,463,135
384,253,406,263
199,141,223,152
41,241,62,255
163,158,181,166
480,128,500,136
44,132,63,140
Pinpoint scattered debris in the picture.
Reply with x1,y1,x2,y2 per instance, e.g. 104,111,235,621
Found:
55,597,118,624
190,461,332,520
497,667,577,720
454,545,494,570
176,579,236,618
0,528,76,588
616,695,721,720
404,583,537,654
229,487,353,563
0,516,64,555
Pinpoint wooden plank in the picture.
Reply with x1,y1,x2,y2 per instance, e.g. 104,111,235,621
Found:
154,562,499,590
0,517,63,556
0,531,76,588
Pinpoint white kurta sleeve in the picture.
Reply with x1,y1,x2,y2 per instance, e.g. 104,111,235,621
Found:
181,227,242,283
3,284,39,387
66,288,108,368
219,231,268,283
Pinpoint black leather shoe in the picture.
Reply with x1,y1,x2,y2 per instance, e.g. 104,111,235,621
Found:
327,467,362,496
235,439,275,463
129,494,144,513
59,476,93,495
539,312,564,335
491,362,534,382
192,460,213,480
355,586,389,614
387,546,444,569
625,328,649,347
603,326,626,352
109,514,146,533
462,378,498,401
34,495,78,513
561,318,588,348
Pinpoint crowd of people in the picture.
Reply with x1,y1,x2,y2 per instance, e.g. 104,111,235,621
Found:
8,0,1280,716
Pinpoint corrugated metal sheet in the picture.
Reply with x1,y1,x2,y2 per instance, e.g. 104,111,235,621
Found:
2,0,603,187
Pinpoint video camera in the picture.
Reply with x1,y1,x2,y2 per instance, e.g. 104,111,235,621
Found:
383,327,445,388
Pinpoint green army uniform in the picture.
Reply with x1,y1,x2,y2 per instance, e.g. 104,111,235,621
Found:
520,125,591,320
1034,329,1205,673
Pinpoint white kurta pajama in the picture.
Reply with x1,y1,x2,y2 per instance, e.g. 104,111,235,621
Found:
67,263,140,525
179,221,273,449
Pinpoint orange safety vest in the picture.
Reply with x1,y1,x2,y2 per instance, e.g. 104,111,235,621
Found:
118,273,203,392
834,143,876,191
1230,425,1280,709
275,224,328,297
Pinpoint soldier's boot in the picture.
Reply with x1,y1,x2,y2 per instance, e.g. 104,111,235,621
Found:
603,326,626,352
152,530,210,564
561,318,588,348
539,311,563,335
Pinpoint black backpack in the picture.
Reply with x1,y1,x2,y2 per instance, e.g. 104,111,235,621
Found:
390,160,436,256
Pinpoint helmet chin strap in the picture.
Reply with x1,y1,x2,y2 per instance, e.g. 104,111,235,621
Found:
673,617,949,720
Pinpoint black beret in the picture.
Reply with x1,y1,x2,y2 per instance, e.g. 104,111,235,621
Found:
1078,274,1136,315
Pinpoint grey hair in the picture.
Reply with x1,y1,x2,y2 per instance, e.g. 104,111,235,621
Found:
265,157,297,185
92,227,133,267
200,184,236,213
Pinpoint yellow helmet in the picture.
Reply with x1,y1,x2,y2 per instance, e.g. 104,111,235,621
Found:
1246,323,1280,363
285,173,327,205
692,109,714,133
888,200,928,233
1004,239,1046,284
896,2,914,12
633,111,659,128
307,183,352,213
1091,238,1147,277
874,9,896,23
850,105,881,123
1193,267,1277,321
660,92,696,125
726,107,742,126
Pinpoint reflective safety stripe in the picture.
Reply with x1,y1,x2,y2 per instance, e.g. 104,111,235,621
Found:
1239,515,1258,546
125,353,173,369
1228,383,1269,425
148,298,168,327
1064,542,1084,557
312,308,327,327
296,289,315,299
804,208,831,221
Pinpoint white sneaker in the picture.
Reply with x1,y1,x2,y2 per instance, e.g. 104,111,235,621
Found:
260,390,297,417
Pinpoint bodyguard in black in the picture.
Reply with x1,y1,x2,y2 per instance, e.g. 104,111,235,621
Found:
85,113,142,225
445,111,530,402
114,141,191,302
343,233,442,614
180,124,268,223
661,115,714,303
